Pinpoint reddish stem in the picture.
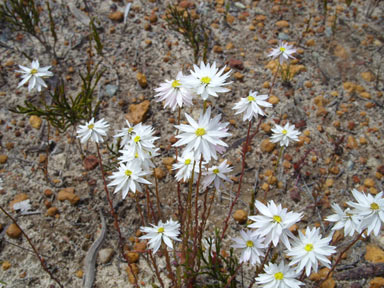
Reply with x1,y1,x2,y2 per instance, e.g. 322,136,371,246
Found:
259,243,273,274
224,263,243,288
193,158,204,238
175,107,183,233
95,143,138,286
321,230,365,284
145,185,156,223
149,252,165,288
153,168,162,220
0,206,63,288
221,120,253,239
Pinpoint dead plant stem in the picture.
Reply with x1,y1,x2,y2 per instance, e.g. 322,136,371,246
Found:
321,230,365,284
0,205,64,288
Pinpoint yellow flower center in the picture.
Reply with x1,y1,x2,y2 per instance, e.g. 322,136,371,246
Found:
195,128,206,137
128,127,134,133
304,243,313,252
273,215,282,223
172,80,181,88
213,168,219,174
185,159,191,165
88,124,94,130
279,47,286,52
30,68,38,75
125,170,132,176
135,153,139,158
134,135,141,143
282,129,288,135
274,272,284,280
201,76,211,85
247,96,255,102
371,202,379,210
246,240,254,247
158,227,164,233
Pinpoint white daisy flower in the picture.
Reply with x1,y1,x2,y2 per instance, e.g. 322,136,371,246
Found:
114,120,137,148
287,227,336,277
213,117,231,155
126,123,158,161
183,62,231,101
231,229,266,266
248,200,302,249
326,203,362,237
118,145,158,171
202,160,233,192
172,152,202,182
17,59,53,92
154,71,194,111
108,161,151,199
76,118,109,144
268,41,296,64
255,261,304,288
233,90,272,121
270,122,301,147
347,189,384,236
140,219,181,254
173,107,231,162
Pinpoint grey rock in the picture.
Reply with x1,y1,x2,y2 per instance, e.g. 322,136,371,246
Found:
105,84,118,97
278,32,290,41
325,27,333,37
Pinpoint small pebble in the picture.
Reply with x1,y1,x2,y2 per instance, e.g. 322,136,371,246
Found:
233,210,247,224
6,224,22,239
98,248,115,264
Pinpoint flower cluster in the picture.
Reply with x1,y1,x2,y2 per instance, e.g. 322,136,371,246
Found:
231,200,335,286
156,62,233,195
11,38,384,288
154,61,231,111
76,118,157,200
229,188,384,286
109,121,158,199
327,189,384,236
